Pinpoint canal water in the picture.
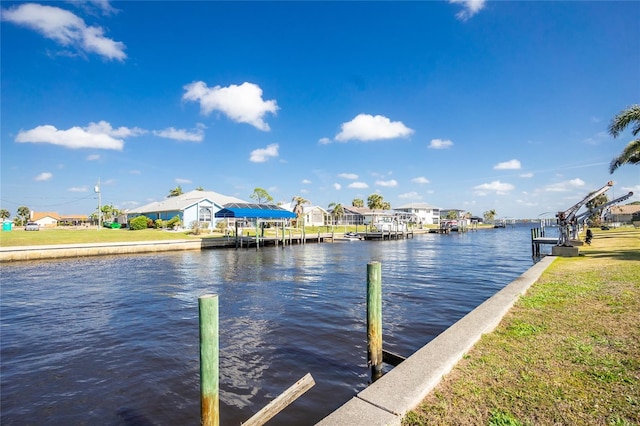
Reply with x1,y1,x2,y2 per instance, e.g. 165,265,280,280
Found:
1,224,552,425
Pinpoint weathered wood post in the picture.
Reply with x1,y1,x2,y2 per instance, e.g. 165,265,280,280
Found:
199,294,219,426
367,261,383,381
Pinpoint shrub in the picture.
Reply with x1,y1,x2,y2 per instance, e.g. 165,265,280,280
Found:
166,215,181,229
154,219,164,229
129,215,149,231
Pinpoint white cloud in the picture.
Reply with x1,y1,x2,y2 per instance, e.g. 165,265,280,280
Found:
494,159,521,170
429,138,454,149
376,179,398,188
183,81,278,131
333,183,341,190
249,143,279,163
399,192,421,199
318,137,332,145
86,154,100,161
175,178,191,184
449,0,486,21
68,185,88,192
301,179,312,184
520,172,534,178
411,176,430,184
473,180,515,195
154,127,203,142
1,3,126,60
34,172,53,181
545,178,585,192
338,173,358,179
335,114,414,142
300,188,309,194
348,182,369,189
15,121,144,150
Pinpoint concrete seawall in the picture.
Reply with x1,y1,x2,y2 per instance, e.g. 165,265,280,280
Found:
0,240,204,262
317,255,556,426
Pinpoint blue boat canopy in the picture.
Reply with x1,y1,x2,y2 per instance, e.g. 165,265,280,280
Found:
215,203,296,219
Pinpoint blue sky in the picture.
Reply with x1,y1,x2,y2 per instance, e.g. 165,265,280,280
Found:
2,0,639,220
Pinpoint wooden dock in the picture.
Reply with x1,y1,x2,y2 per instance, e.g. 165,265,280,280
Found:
361,230,414,241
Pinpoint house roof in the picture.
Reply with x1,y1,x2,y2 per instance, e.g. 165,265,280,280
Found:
128,190,247,214
610,204,640,214
394,203,438,210
31,212,60,221
215,203,296,219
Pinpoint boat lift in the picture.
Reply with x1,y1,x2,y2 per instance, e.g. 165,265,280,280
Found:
556,181,613,247
571,191,634,239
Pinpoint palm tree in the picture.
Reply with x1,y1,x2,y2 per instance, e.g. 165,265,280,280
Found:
352,198,364,208
483,209,496,223
0,209,10,220
168,185,183,197
328,202,344,225
17,206,30,226
608,104,640,173
292,196,309,228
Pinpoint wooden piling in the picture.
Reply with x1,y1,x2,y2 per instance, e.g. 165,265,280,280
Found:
199,294,219,426
367,261,383,381
242,373,315,426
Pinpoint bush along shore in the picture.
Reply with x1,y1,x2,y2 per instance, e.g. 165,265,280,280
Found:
403,227,640,426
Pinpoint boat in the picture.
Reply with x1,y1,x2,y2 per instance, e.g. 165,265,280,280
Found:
342,232,362,241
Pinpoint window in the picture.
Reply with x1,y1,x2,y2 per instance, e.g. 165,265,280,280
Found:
199,207,212,222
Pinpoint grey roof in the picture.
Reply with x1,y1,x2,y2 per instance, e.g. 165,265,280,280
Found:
394,203,438,210
127,190,247,214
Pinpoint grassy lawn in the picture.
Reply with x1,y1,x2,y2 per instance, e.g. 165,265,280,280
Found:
0,227,199,247
403,227,640,426
0,225,368,247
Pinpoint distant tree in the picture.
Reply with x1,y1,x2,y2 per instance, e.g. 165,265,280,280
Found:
445,210,458,220
483,209,497,223
250,187,274,204
0,209,10,220
608,104,640,173
586,193,609,225
367,194,385,210
17,206,30,225
382,201,391,210
195,186,204,191
292,196,309,228
101,204,115,221
168,185,183,197
328,202,344,225
352,198,364,208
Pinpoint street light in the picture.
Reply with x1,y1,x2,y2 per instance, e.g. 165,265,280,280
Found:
94,179,101,231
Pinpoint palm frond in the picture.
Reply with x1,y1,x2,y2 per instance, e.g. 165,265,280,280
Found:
609,138,640,173
608,104,640,137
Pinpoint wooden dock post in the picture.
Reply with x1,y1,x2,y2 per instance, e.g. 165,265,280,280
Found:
199,294,219,426
367,261,383,381
241,373,315,426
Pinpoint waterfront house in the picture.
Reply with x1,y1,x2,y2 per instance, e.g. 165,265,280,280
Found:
30,212,60,228
393,203,440,226
608,204,640,224
279,203,329,227
126,190,247,230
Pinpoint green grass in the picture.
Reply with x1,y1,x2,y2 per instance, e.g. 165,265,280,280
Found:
0,227,198,246
403,227,640,426
0,224,374,247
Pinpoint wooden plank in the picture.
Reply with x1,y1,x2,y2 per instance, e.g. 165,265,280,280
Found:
382,349,406,367
241,373,315,426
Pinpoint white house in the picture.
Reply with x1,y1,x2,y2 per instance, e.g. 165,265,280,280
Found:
127,190,247,229
393,203,440,225
280,203,328,227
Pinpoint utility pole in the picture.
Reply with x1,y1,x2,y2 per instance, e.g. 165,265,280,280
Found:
94,179,101,231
